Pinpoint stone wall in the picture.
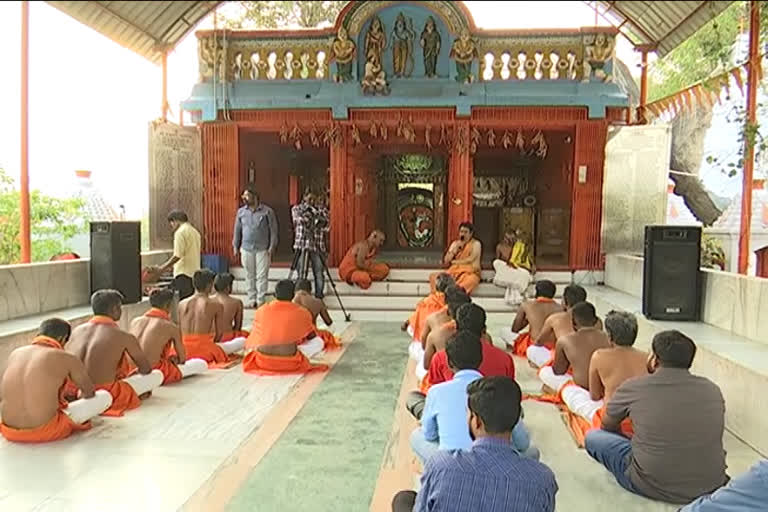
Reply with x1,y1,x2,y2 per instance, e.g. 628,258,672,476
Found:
0,251,171,323
605,253,768,342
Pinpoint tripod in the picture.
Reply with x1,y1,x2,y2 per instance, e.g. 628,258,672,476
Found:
288,247,351,322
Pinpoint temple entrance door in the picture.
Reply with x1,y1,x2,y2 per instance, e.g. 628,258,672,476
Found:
377,153,447,264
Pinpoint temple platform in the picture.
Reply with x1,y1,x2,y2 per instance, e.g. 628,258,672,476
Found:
0,256,765,510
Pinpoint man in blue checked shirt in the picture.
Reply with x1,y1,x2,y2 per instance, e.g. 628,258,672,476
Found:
394,375,558,512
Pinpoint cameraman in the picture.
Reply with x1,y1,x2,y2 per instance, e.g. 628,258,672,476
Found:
291,189,330,299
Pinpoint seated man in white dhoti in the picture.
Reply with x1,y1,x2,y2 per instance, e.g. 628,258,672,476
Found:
0,319,113,443
527,285,588,368
538,302,609,396
493,229,534,306
561,311,648,432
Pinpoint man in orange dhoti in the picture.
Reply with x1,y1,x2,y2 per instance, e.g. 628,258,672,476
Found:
66,290,164,417
178,270,246,366
130,288,208,385
293,279,341,351
0,319,113,442
243,280,329,375
338,230,389,289
527,285,588,368
500,280,563,357
213,273,249,343
401,273,455,342
429,222,482,295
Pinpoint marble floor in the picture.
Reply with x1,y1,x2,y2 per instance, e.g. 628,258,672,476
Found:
0,313,763,512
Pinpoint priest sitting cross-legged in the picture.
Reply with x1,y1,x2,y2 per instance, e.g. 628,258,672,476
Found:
243,279,329,375
129,288,207,385
178,270,245,366
401,272,455,343
527,284,588,368
559,310,648,437
408,285,468,376
293,278,341,351
212,273,249,343
429,222,482,295
501,280,563,357
492,228,534,306
0,318,113,443
406,303,515,421
66,290,164,417
538,302,610,396
338,229,389,290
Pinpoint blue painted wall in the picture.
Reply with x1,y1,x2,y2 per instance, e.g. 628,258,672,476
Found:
356,4,454,80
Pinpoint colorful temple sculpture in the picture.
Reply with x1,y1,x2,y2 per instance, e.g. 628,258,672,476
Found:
182,0,633,269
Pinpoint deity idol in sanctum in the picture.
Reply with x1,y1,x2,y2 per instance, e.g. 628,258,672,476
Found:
420,16,441,78
391,12,415,78
331,26,356,82
365,16,387,69
450,29,478,84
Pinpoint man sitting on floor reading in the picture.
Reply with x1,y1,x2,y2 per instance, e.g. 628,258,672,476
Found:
129,288,207,385
293,279,340,351
393,376,557,512
402,272,455,342
429,222,482,295
0,319,113,443
539,301,609,394
243,280,328,375
410,331,535,465
213,273,249,342
66,290,163,417
338,230,389,289
407,303,515,420
528,284,587,367
585,330,728,504
178,270,245,365
502,280,563,356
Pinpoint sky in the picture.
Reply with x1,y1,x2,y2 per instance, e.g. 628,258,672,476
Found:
0,1,642,219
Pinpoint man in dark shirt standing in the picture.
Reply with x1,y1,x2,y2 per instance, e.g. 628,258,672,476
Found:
585,330,728,504
233,185,278,308
393,376,557,512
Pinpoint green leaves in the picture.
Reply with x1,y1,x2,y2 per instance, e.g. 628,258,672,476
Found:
0,168,87,264
225,1,346,29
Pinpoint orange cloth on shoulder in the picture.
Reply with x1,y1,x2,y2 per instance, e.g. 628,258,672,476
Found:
408,293,446,342
430,244,481,295
140,308,183,384
221,330,250,343
0,410,90,443
242,350,329,376
181,333,228,365
246,301,315,349
316,329,341,351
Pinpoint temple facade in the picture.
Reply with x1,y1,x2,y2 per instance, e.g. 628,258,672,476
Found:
182,0,633,269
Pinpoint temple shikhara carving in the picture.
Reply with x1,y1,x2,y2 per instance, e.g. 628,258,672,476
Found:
182,0,629,269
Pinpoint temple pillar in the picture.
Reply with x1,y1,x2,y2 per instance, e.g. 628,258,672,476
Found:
329,125,349,266
446,120,474,244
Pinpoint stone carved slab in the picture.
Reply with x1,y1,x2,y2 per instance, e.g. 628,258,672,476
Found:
601,125,671,254
148,122,203,250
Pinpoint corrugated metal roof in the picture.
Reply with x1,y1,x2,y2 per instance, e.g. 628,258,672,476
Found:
45,1,223,64
45,1,735,64
595,1,735,56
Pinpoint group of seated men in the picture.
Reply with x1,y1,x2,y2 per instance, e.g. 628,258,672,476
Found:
0,267,341,443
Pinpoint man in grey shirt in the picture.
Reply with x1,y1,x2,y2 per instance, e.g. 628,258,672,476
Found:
233,185,278,308
585,330,728,505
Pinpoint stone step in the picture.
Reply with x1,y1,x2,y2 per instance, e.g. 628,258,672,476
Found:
322,295,514,313
228,266,596,285
233,280,507,298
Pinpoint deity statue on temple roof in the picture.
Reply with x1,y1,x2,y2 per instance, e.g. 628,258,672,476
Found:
420,16,441,78
450,29,478,84
582,33,615,83
362,51,390,96
331,26,356,83
365,16,387,71
391,12,415,78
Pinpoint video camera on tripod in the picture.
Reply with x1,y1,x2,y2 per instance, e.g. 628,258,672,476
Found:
299,206,329,232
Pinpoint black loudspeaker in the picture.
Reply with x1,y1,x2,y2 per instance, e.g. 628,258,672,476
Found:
642,225,702,321
90,221,142,304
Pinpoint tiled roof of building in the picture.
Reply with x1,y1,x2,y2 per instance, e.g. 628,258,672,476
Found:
712,186,768,233
71,171,119,222
666,188,701,226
